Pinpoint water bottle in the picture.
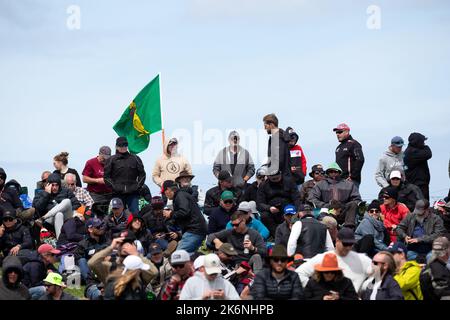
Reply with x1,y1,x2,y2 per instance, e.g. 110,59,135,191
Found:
243,234,250,254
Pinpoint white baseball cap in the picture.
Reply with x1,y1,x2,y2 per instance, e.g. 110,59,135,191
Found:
389,170,402,180
193,255,205,270
204,253,222,275
122,255,150,275
171,250,191,265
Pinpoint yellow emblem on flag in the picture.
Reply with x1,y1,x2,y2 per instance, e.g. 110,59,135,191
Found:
129,101,149,137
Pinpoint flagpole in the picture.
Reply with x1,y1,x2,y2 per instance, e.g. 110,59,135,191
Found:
158,72,166,153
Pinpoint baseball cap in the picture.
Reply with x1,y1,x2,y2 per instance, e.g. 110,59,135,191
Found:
99,146,111,158
432,237,449,251
2,209,16,220
110,197,124,209
283,204,297,215
86,217,104,229
337,227,356,244
383,186,399,200
38,243,61,255
237,201,251,213
391,136,405,147
116,137,128,147
298,204,312,212
389,170,402,180
204,253,222,275
162,180,177,192
151,196,165,210
333,123,350,132
412,199,429,215
122,255,150,275
148,243,163,256
171,250,190,265
247,201,258,214
43,272,66,287
193,255,205,270
220,190,234,201
387,242,408,255
219,243,238,256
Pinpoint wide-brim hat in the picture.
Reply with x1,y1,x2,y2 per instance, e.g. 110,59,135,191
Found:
175,171,195,182
265,245,293,263
314,253,342,272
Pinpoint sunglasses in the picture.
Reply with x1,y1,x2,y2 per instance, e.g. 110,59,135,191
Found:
342,243,354,247
372,261,385,266
67,183,76,186
223,200,234,205
231,221,242,227
314,171,324,175
272,258,288,263
172,264,185,269
383,195,391,199
335,130,344,134
3,217,14,222
369,209,380,213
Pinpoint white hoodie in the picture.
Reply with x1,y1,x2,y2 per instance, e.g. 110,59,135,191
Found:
179,271,241,300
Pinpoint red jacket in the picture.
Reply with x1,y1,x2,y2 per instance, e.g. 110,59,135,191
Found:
289,144,307,184
381,203,410,243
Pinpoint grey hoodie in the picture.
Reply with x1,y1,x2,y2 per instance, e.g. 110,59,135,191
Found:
375,149,404,188
179,271,240,300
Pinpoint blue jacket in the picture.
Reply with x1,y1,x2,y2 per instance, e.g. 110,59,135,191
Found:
226,217,270,240
355,213,388,251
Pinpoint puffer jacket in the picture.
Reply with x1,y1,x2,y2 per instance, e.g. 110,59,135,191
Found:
308,177,361,208
151,139,192,187
0,256,30,300
0,220,33,256
375,149,405,188
250,268,304,300
404,133,432,187
378,182,424,212
104,151,146,195
355,213,388,252
32,173,81,216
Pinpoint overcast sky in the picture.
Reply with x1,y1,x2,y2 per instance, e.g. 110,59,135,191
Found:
1,0,449,201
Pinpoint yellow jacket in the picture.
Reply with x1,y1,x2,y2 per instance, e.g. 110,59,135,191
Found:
394,260,423,300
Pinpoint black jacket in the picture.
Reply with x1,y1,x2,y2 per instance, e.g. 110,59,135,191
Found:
0,221,33,256
251,268,304,300
335,135,365,184
404,133,432,186
32,173,81,216
22,251,58,288
275,221,291,248
256,176,301,213
74,234,109,261
420,258,450,300
104,151,146,195
0,256,30,300
172,189,207,236
204,185,242,216
57,217,87,246
53,168,82,188
267,129,291,177
304,276,358,300
242,181,259,202
361,274,404,300
378,182,424,212
104,211,131,239
0,179,24,211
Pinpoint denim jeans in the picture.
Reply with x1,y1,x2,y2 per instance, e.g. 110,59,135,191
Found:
29,286,46,300
407,250,432,262
86,284,102,300
177,232,205,254
119,194,139,214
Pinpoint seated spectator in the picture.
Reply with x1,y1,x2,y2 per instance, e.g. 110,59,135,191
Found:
103,198,130,240
396,199,445,261
303,252,358,300
378,170,424,212
380,186,410,243
299,164,325,204
147,243,172,297
275,204,298,248
354,200,389,257
52,152,82,188
256,170,301,238
287,204,334,258
360,251,404,300
216,243,239,275
420,237,450,300
127,214,152,255
320,216,338,244
64,173,94,210
160,250,194,300
176,171,199,203
33,173,81,239
0,256,30,300
207,211,265,274
388,242,423,300
434,200,450,238
35,170,51,197
250,245,304,300
0,209,33,262
241,166,267,203
208,191,236,234
57,211,87,246
308,163,362,229
179,253,240,300
225,201,270,240
103,255,150,300
39,272,77,300
204,170,242,216
23,244,60,300
296,228,372,293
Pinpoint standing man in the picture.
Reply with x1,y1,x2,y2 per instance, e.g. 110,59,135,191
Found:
213,131,255,189
333,123,365,186
263,113,291,177
404,132,432,201
375,136,405,188
82,146,113,204
104,137,146,215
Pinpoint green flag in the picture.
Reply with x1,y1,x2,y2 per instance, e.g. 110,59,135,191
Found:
113,74,163,154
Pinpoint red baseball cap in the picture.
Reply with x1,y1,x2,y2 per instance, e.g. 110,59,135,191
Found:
333,123,350,132
38,243,61,255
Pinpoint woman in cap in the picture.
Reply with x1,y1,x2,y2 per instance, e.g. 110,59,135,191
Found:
303,252,358,300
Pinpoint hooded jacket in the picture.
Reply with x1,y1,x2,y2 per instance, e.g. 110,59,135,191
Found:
355,213,389,252
104,151,146,195
375,149,405,188
378,182,424,212
0,220,33,256
335,134,365,184
213,145,255,188
0,256,30,300
172,189,207,236
179,271,240,300
0,179,23,213
57,216,88,246
152,139,192,187
256,176,302,213
404,133,432,186
32,173,81,216
22,251,58,288
394,260,423,300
